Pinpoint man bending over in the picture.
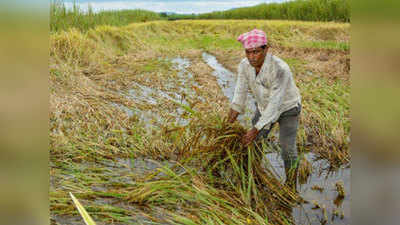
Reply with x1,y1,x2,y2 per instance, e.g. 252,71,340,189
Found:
228,29,302,189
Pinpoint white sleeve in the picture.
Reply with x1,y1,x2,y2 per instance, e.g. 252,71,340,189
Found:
231,63,248,114
254,67,290,130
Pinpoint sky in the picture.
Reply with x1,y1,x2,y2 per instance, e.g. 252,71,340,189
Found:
63,0,288,14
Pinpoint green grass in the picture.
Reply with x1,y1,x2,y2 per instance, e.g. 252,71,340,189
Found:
299,40,349,51
147,35,241,51
282,57,308,73
51,0,350,32
171,0,350,22
50,0,163,32
187,36,240,50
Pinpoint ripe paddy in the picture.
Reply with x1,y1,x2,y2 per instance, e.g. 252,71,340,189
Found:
50,20,350,225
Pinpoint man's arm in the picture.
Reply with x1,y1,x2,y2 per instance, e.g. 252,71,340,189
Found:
228,62,249,123
242,68,290,146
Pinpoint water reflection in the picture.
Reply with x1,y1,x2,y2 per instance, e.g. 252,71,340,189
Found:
264,151,350,225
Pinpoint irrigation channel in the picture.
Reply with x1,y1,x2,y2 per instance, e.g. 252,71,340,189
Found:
53,53,350,225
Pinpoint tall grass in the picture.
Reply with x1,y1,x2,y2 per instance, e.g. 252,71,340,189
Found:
172,0,350,22
50,0,162,32
51,0,349,32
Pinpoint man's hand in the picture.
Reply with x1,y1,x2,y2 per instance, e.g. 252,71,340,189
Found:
228,109,240,123
241,127,259,146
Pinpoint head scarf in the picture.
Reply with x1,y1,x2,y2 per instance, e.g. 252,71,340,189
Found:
237,29,267,49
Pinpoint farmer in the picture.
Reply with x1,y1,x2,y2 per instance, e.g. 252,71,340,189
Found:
227,29,302,189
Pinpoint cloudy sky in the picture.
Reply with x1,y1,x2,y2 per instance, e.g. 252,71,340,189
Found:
64,0,288,14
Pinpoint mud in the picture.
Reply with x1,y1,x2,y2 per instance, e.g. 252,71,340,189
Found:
112,56,205,127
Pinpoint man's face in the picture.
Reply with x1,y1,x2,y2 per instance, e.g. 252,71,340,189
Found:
245,46,268,68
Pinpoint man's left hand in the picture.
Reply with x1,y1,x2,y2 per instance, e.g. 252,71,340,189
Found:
241,127,259,146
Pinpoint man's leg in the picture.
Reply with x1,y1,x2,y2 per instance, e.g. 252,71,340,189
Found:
278,106,301,189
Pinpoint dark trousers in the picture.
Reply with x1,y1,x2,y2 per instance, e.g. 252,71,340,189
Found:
252,104,301,172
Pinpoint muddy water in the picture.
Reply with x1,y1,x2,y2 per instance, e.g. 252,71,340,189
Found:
112,56,204,127
51,156,177,225
52,198,163,225
264,152,350,224
202,52,256,127
87,156,178,186
203,52,350,225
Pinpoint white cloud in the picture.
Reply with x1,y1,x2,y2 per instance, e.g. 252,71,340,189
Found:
64,0,284,14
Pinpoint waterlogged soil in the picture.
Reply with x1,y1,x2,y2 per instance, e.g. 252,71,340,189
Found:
113,53,255,128
112,56,203,128
51,156,178,225
205,53,350,225
52,56,201,225
202,52,256,127
51,156,178,190
53,53,349,225
264,152,350,225
51,202,164,225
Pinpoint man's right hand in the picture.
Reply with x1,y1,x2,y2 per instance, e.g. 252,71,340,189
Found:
228,109,240,123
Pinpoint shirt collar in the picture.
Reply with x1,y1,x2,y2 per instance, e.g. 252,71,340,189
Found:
260,53,271,73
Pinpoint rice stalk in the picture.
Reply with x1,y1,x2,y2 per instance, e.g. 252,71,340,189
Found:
69,192,97,225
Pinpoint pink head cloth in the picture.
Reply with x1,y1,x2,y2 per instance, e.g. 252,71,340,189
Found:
237,29,267,49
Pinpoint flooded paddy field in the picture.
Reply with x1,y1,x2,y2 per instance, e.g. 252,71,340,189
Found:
50,20,350,224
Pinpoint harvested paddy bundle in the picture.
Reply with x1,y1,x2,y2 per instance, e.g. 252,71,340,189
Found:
135,113,303,224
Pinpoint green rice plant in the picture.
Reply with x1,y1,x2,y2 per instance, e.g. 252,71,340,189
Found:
299,40,349,51
176,0,350,22
51,0,350,33
50,0,163,32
